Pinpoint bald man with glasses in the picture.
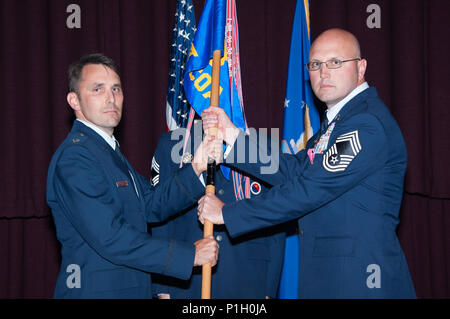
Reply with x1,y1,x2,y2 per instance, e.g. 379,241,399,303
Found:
198,28,416,298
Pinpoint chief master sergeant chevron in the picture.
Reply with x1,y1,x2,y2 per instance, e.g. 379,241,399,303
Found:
199,28,416,298
46,53,220,298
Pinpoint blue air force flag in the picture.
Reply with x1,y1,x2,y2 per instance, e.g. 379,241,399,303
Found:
278,0,320,299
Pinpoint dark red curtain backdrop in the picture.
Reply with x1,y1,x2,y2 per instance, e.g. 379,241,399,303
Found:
0,0,448,298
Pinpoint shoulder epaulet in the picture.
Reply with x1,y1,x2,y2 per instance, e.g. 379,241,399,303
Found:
68,131,88,145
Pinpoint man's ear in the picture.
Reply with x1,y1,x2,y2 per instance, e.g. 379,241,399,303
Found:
357,59,367,83
67,92,80,111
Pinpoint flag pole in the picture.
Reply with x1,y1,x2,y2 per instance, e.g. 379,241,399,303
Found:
201,49,221,299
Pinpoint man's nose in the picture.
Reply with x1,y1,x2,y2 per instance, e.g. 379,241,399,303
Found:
106,88,116,104
319,63,330,78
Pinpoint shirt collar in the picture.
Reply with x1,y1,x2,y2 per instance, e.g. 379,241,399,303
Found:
326,82,369,123
76,119,118,150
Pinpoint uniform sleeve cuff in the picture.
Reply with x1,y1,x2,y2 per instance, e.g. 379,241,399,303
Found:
162,239,195,280
174,164,205,202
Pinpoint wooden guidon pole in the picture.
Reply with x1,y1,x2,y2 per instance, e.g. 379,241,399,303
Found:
201,49,221,299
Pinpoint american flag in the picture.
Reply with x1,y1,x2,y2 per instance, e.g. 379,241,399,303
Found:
166,0,197,130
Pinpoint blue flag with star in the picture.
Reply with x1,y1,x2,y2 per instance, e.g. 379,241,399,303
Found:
278,0,320,299
166,0,196,130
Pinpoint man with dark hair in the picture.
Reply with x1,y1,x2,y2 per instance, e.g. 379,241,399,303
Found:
67,53,121,95
46,53,220,298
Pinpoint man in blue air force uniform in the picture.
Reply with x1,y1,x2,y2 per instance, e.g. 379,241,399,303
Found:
199,29,416,298
150,120,286,298
46,54,220,298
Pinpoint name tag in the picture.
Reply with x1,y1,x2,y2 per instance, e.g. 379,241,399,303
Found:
116,180,129,188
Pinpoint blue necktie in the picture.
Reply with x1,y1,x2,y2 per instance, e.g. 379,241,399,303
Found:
115,141,126,163
115,141,139,197
320,112,329,135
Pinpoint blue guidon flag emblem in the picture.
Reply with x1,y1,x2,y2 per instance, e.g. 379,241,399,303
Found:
250,181,261,195
323,130,362,173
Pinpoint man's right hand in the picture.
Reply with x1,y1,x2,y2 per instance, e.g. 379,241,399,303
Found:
193,235,219,267
201,106,241,146
192,135,223,176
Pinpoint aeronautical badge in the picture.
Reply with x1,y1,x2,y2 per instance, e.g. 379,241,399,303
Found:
182,152,193,164
150,156,160,186
250,181,261,195
322,130,362,173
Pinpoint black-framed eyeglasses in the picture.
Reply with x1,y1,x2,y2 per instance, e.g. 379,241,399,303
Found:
306,58,361,71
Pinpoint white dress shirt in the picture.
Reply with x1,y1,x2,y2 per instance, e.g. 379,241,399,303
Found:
326,82,369,123
76,119,118,150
